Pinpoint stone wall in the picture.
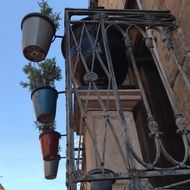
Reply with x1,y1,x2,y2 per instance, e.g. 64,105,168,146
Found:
90,0,190,125
97,0,126,9
140,0,190,125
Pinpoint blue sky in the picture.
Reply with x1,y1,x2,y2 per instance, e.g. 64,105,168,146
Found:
0,1,87,189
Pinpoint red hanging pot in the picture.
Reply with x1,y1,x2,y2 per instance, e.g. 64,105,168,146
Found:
39,130,60,161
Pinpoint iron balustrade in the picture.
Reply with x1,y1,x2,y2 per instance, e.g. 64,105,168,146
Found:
63,8,190,190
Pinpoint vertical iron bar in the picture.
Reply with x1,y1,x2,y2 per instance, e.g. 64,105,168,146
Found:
100,13,135,172
101,117,108,170
65,10,76,190
145,34,190,152
145,36,179,114
76,117,83,170
125,33,161,166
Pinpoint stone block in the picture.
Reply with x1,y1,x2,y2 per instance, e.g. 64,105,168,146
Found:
173,72,190,126
98,0,125,9
152,30,179,86
182,52,190,82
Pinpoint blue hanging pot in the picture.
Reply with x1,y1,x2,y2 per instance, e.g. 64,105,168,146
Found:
31,87,58,124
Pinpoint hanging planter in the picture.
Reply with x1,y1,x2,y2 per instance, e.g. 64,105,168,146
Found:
44,155,60,180
31,87,58,124
89,169,116,190
20,58,62,123
39,130,61,161
21,12,56,62
21,0,61,62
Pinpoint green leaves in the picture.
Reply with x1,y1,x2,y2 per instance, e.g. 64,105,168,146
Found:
20,57,62,91
37,0,61,30
34,121,56,133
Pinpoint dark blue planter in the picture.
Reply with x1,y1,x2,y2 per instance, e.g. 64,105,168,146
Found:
31,87,58,124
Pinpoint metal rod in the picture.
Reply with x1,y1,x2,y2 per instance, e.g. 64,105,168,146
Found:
61,134,67,137
155,178,190,190
125,31,162,167
58,90,66,94
100,13,135,171
74,169,190,182
76,117,83,170
65,9,76,190
101,116,108,170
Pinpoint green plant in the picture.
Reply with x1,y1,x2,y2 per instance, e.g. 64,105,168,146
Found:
20,57,62,91
38,0,61,30
34,121,56,133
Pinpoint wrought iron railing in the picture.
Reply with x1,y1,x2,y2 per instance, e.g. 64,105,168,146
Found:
63,8,190,190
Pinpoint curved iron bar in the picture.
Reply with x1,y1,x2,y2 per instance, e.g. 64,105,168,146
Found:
136,27,190,167
100,21,190,171
124,25,162,168
158,139,180,165
105,23,126,36
103,24,164,169
148,26,190,91
181,134,189,164
126,25,190,169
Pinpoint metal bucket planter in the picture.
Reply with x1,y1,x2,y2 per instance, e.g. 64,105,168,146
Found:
61,19,128,87
31,87,58,124
89,169,115,190
21,12,56,62
39,130,61,161
44,155,60,180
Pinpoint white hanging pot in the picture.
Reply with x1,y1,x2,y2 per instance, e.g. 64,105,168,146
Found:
21,12,56,62
44,155,60,180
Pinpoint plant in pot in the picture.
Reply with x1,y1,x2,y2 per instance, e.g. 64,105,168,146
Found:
35,121,61,162
21,0,61,62
20,57,62,124
37,122,61,179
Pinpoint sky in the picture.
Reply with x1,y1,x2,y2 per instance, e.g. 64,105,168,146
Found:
0,1,88,190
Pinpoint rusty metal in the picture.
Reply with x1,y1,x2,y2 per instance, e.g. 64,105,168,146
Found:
63,8,190,190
